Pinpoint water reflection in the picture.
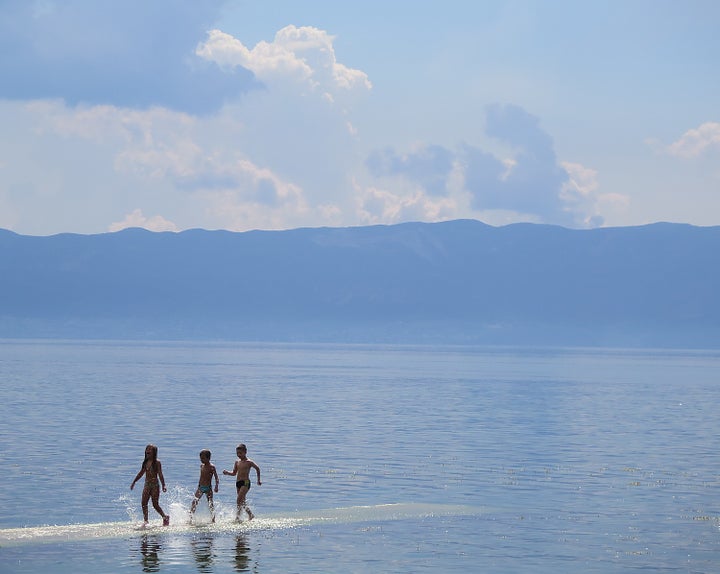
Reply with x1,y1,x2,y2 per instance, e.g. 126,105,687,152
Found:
132,530,257,573
139,534,162,572
234,533,253,573
190,532,216,572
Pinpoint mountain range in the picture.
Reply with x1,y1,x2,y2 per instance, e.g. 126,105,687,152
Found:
1,219,718,347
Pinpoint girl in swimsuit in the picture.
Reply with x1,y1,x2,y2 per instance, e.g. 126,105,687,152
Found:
131,444,170,526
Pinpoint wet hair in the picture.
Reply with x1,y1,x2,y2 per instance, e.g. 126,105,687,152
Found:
200,449,212,460
142,444,158,473
236,444,247,452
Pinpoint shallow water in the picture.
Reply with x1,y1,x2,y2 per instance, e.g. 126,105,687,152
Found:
1,340,719,572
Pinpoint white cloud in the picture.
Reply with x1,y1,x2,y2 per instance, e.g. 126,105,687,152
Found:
197,29,312,82
1,20,380,234
665,122,720,158
109,209,178,232
561,161,599,198
560,161,629,227
24,98,324,231
192,26,373,214
195,160,360,231
355,182,458,225
114,136,204,182
27,100,197,148
4,12,660,235
197,25,372,98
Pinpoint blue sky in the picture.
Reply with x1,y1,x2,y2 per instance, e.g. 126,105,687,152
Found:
0,0,718,235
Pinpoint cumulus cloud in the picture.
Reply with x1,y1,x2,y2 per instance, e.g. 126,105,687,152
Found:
28,101,198,145
561,162,616,227
0,0,255,114
362,104,616,228
193,25,372,210
10,19,375,233
0,7,622,234
665,122,720,158
196,25,372,98
355,184,458,225
104,110,315,227
465,104,570,221
109,209,178,232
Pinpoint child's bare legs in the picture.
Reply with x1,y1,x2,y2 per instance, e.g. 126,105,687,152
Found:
235,485,253,521
141,487,151,523
189,490,200,521
190,490,215,523
208,492,215,523
150,487,169,525
142,486,169,525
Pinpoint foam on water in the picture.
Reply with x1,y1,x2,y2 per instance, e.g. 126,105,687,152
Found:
0,503,483,547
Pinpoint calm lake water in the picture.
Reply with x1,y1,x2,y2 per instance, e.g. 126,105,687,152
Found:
0,339,719,572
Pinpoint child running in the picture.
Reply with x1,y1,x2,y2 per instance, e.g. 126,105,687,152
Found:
130,444,170,527
189,449,219,523
222,443,261,521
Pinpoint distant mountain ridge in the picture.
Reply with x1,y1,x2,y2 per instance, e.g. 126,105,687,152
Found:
1,219,718,347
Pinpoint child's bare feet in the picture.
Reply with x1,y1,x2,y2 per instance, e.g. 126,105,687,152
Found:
163,515,170,526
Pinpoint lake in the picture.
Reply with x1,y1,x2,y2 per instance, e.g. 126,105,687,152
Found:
1,339,719,572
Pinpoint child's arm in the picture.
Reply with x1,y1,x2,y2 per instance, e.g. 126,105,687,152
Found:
223,460,239,477
251,461,262,486
130,467,145,490
213,465,220,492
157,460,167,492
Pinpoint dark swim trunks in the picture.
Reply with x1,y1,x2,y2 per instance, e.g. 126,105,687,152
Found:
236,479,251,489
199,485,212,494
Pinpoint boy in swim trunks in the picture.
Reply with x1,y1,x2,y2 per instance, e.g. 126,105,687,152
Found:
189,449,219,523
222,444,261,521
130,444,170,527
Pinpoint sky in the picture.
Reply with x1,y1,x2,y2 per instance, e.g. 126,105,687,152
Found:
0,0,718,236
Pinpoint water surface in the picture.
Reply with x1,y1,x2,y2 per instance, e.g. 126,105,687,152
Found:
1,340,719,572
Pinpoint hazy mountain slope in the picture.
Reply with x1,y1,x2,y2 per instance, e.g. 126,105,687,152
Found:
1,220,718,346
